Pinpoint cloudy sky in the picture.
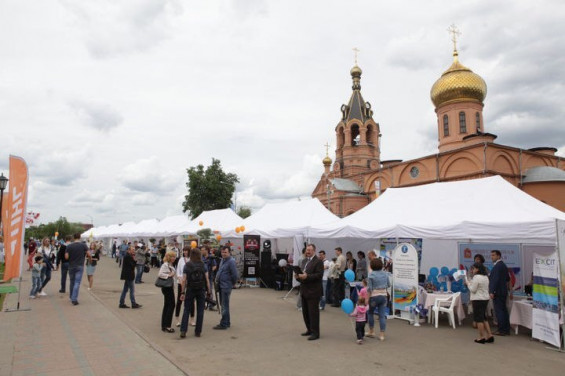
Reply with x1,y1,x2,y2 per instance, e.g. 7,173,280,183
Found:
1,0,564,226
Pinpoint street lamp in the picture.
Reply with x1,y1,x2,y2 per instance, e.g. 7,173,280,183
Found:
86,214,93,226
0,173,9,236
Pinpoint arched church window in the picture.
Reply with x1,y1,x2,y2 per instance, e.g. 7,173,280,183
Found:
443,115,449,136
475,112,481,132
351,124,360,146
366,124,374,145
459,112,467,133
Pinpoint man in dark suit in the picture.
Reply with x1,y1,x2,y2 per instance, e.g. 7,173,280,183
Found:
296,244,324,341
489,250,510,335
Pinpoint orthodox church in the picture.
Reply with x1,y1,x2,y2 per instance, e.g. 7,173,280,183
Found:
312,40,565,216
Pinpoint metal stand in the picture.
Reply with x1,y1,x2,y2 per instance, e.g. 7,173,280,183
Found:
281,286,297,300
3,277,31,313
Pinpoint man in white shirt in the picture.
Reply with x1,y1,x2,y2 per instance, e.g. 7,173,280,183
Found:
332,247,346,307
318,250,330,310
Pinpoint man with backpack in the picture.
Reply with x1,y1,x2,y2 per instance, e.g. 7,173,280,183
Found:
179,248,211,338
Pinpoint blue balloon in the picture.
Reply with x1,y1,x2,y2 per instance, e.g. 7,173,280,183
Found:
345,270,355,282
341,298,354,314
429,267,439,276
441,266,450,275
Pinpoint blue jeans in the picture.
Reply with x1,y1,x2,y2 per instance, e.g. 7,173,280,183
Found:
368,295,388,331
30,276,42,296
320,280,328,309
135,264,144,283
120,280,136,305
60,262,69,292
181,289,205,334
219,288,232,328
69,266,84,302
40,266,52,291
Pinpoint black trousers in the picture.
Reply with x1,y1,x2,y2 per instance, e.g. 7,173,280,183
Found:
301,295,320,337
161,286,175,329
333,274,345,304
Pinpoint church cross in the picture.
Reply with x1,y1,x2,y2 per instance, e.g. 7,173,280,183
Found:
353,47,360,65
324,142,330,156
447,24,461,51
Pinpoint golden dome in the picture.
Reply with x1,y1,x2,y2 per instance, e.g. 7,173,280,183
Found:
323,155,332,166
430,51,487,108
350,65,362,76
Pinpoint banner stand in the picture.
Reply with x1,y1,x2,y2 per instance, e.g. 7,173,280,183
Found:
4,277,31,313
392,243,419,324
548,219,565,353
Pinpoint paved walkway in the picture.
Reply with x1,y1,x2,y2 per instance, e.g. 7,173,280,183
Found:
0,267,188,376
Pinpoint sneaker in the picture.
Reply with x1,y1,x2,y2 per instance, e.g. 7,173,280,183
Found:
119,304,130,308
356,339,363,345
29,296,36,299
175,322,181,327
39,291,47,296
59,290,65,293
180,332,186,338
87,288,91,291
213,325,227,330
131,303,142,309
72,301,79,306
190,321,196,326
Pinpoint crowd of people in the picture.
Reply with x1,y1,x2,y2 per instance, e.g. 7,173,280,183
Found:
19,235,513,346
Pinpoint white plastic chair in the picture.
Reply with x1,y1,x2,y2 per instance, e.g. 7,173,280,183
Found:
431,292,461,329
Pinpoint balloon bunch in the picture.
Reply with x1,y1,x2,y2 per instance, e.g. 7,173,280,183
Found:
427,267,439,289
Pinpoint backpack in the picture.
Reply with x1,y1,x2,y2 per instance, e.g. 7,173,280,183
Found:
185,262,205,291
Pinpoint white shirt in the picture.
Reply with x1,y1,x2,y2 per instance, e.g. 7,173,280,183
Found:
322,259,330,280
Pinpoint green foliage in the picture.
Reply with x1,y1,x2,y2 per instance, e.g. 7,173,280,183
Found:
182,158,239,219
196,228,212,240
237,206,252,219
25,217,86,241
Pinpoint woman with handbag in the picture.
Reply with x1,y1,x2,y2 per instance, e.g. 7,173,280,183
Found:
158,251,177,333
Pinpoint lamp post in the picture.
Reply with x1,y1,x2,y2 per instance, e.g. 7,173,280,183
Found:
86,214,93,226
0,173,9,236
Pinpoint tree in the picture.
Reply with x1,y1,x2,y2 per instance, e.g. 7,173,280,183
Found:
25,217,86,241
182,158,239,219
237,206,252,219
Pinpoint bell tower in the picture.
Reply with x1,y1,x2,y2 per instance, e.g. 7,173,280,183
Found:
334,58,381,178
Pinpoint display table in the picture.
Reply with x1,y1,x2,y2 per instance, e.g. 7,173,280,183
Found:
510,300,533,334
420,291,466,325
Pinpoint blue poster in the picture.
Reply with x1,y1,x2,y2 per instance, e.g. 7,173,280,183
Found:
458,243,522,291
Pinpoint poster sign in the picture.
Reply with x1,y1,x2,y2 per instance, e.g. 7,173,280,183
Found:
3,156,29,282
557,220,565,349
392,243,418,312
458,243,522,291
532,251,561,348
243,234,260,278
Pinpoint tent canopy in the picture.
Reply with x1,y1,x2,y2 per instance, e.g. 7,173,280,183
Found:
224,198,339,238
308,176,565,242
179,208,243,235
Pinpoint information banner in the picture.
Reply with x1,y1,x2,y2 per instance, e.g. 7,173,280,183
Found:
243,234,260,278
556,219,565,349
458,243,522,291
3,156,29,282
532,251,561,348
392,243,418,312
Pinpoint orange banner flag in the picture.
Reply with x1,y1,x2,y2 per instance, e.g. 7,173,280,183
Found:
3,156,29,282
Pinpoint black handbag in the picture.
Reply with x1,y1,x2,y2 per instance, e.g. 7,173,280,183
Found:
144,264,150,273
155,276,173,288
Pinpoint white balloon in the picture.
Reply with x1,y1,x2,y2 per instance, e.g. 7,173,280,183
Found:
278,259,287,267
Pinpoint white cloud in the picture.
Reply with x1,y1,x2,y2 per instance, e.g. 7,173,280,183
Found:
120,156,183,193
69,100,124,131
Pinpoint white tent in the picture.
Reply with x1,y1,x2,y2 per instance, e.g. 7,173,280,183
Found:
179,208,243,235
308,176,565,243
223,198,339,238
130,218,160,237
